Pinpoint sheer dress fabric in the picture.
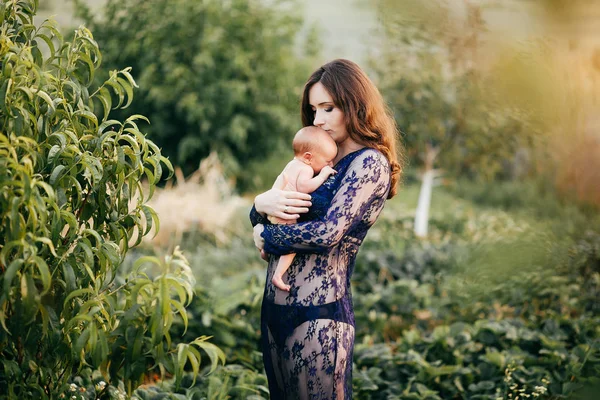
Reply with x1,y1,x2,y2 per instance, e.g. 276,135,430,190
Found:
249,148,391,399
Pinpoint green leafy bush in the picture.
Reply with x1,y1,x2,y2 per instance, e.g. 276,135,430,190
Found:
350,190,600,399
133,365,269,400
164,236,265,370
118,236,268,399
0,2,223,397
369,0,541,182
74,0,317,191
115,184,599,398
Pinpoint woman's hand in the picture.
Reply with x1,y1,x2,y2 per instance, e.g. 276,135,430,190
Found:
253,224,265,251
254,188,312,221
254,224,269,262
253,225,269,262
260,249,268,262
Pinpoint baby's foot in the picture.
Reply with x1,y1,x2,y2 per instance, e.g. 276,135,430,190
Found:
272,275,291,292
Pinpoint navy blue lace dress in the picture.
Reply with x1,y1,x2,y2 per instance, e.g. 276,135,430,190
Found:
249,148,391,399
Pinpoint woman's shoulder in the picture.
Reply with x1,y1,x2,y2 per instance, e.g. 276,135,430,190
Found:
339,148,390,190
349,147,389,169
334,148,390,185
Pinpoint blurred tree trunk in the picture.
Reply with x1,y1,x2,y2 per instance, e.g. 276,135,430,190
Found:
414,143,440,238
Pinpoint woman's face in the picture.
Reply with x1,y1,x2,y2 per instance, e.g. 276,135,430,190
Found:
308,82,348,145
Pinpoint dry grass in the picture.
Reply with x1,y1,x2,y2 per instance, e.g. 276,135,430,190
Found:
133,152,248,248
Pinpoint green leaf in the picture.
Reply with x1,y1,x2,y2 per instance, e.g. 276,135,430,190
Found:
74,109,99,129
139,204,155,236
47,144,62,164
191,336,226,375
117,133,141,155
115,145,125,174
34,181,55,199
101,242,121,270
34,236,58,257
62,263,77,292
82,228,103,248
175,343,188,386
171,300,188,334
3,259,24,294
0,240,24,271
151,305,164,347
30,256,51,294
133,255,162,272
160,277,169,317
21,273,38,318
98,119,122,133
105,76,124,108
74,325,91,358
159,155,174,180
125,115,149,126
35,90,55,114
49,164,66,185
82,154,104,186
77,51,96,83
38,304,51,337
63,286,94,304
117,77,134,109
10,197,24,239
120,67,139,89
34,33,56,57
96,86,112,122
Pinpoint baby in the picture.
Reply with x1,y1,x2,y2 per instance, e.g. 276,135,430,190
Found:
268,126,338,291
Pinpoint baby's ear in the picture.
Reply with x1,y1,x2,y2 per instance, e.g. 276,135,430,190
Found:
302,152,313,163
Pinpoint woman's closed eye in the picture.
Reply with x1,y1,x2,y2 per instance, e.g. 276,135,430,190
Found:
311,106,334,112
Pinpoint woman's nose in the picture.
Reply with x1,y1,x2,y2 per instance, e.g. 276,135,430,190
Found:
313,110,324,127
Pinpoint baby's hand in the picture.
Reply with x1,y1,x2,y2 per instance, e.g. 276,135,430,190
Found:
320,166,337,177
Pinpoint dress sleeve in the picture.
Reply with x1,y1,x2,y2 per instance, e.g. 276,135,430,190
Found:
249,204,270,227
261,150,390,256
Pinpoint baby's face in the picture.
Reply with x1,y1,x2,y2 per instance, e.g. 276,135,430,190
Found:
311,140,338,173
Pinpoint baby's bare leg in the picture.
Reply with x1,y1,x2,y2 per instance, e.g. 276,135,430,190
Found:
272,253,295,292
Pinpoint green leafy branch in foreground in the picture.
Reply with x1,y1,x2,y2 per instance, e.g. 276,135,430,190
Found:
0,1,223,398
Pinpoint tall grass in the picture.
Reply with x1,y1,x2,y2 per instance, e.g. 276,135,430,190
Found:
132,152,248,248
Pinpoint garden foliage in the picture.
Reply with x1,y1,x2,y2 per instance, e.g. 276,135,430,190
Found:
0,1,223,397
369,0,541,181
351,210,600,399
73,0,317,191
130,183,600,399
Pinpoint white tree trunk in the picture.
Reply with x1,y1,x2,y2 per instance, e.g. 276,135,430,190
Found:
414,169,435,238
414,143,440,238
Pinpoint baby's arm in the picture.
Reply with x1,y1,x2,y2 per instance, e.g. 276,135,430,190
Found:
296,165,336,194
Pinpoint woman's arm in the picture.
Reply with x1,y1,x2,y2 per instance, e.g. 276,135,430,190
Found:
260,150,390,256
249,204,270,227
249,188,312,227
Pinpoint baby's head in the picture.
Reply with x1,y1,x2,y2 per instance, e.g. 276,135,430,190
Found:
292,126,338,173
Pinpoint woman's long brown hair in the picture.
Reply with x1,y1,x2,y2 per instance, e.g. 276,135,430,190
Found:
301,59,404,199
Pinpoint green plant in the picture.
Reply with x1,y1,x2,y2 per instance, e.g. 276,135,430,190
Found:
133,365,269,400
0,1,223,397
369,0,540,182
348,187,600,398
73,0,317,191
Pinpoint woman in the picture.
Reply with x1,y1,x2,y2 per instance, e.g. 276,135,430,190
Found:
250,59,402,399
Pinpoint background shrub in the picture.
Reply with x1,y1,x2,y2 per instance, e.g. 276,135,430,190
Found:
0,2,223,397
74,0,318,191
